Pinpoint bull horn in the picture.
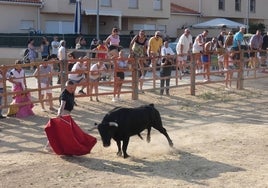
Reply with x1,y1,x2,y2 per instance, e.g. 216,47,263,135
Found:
109,122,118,127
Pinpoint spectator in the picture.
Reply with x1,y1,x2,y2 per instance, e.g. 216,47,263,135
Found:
90,38,98,58
27,38,37,69
7,60,34,118
0,67,5,118
176,28,192,76
249,29,263,69
202,37,217,82
40,36,50,59
51,36,60,59
129,30,148,92
68,57,87,95
160,46,174,96
67,51,76,72
112,50,128,102
217,30,226,72
232,26,246,60
57,80,76,117
33,60,55,112
57,40,67,85
261,31,268,71
105,27,121,58
89,61,107,102
192,30,208,73
147,31,163,79
95,40,108,60
75,36,87,50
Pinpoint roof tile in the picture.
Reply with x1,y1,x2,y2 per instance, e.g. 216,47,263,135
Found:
171,3,200,15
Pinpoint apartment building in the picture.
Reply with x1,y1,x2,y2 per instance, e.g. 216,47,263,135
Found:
0,0,267,38
172,0,268,28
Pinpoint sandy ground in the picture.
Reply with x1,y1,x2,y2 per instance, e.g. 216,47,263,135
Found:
0,77,268,188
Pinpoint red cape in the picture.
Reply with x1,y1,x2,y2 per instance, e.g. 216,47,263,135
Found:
45,115,97,155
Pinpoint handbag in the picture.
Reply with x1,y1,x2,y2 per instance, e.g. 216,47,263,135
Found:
7,102,19,116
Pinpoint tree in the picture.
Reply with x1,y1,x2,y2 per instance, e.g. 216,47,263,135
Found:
248,23,266,34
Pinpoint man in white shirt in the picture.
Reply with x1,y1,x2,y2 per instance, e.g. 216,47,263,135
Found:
51,36,60,58
68,59,87,95
57,40,67,85
176,28,193,75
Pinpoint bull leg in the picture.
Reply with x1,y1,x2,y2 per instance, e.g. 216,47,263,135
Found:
116,140,122,156
157,128,174,147
122,138,130,158
146,128,151,143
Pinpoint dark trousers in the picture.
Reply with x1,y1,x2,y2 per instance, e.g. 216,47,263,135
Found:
160,68,171,95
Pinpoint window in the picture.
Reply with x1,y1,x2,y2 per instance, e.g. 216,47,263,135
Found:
69,0,76,4
20,20,34,30
153,0,162,10
235,0,241,11
100,0,111,7
218,0,225,10
129,0,138,9
45,21,73,34
250,0,256,13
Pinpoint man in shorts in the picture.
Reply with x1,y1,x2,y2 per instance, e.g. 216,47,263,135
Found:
176,28,192,76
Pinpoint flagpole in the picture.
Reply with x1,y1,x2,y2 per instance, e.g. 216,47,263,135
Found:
96,0,100,40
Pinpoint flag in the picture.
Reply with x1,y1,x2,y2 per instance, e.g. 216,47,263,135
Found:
74,0,82,34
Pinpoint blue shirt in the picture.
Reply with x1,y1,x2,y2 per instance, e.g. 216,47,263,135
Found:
233,32,243,48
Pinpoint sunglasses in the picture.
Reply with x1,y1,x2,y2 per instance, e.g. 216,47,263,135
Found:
156,35,161,37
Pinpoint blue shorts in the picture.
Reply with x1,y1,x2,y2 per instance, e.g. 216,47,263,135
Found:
201,55,209,63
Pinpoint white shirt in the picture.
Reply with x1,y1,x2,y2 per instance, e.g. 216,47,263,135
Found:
176,34,192,54
57,46,66,60
161,46,175,56
51,40,60,55
68,62,87,81
89,63,106,80
9,68,26,90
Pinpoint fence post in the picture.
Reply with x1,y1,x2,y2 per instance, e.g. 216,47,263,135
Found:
60,60,68,91
132,57,139,100
190,53,196,96
237,50,244,90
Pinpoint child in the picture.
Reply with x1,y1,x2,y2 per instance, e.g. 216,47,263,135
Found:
33,60,55,112
89,61,107,102
112,50,128,102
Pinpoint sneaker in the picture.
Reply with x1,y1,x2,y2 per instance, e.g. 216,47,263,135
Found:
0,115,6,119
140,76,145,80
41,108,47,112
203,79,209,82
96,98,100,102
117,97,123,101
112,97,118,102
49,107,56,112
78,90,86,95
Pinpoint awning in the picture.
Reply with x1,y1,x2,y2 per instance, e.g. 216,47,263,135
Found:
85,9,122,17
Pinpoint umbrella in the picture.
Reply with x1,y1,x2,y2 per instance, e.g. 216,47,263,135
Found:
192,18,246,29
74,0,82,34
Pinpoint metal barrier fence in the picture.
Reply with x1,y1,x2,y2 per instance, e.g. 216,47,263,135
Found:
0,48,268,111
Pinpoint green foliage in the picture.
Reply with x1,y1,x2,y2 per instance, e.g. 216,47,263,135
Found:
248,23,266,34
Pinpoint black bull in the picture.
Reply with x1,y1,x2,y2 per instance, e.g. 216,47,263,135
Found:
96,104,173,158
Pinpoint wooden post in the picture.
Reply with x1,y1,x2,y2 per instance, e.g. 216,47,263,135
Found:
190,53,196,96
131,57,138,100
237,50,244,90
